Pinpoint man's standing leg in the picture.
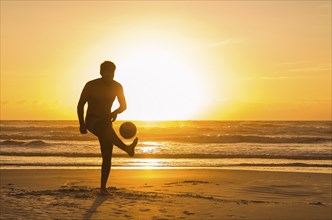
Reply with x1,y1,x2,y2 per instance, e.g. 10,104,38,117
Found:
98,136,113,195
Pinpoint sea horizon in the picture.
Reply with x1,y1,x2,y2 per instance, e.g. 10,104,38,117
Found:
1,119,331,121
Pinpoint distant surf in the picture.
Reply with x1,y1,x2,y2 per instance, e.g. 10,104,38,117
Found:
1,120,331,172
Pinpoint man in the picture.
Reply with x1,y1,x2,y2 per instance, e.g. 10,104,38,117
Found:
77,61,138,195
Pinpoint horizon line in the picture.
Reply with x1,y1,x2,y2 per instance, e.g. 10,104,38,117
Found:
0,119,331,122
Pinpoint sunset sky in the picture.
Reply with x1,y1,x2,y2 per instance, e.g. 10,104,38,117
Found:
1,1,331,120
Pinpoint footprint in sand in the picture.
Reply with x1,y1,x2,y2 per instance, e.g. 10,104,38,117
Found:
183,210,195,215
227,214,246,219
112,208,125,215
164,180,209,187
159,208,167,213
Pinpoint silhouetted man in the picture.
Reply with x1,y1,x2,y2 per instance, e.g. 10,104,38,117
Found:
77,61,138,195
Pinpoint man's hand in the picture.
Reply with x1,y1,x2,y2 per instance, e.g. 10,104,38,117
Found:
109,111,118,122
80,124,88,134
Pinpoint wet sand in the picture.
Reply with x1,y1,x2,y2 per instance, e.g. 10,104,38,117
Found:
1,169,331,219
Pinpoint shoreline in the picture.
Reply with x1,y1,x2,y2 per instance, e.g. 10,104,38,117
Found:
1,166,331,174
1,168,331,219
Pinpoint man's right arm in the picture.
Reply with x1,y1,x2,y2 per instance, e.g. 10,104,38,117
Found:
77,84,88,134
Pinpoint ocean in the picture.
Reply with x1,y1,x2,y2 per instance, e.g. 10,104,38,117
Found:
0,120,331,173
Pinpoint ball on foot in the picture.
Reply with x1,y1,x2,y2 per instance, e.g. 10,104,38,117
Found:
119,121,137,139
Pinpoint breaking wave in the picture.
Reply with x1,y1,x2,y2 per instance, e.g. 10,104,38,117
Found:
0,140,50,146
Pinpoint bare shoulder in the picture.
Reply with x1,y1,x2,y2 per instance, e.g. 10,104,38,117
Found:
112,80,123,90
86,78,102,87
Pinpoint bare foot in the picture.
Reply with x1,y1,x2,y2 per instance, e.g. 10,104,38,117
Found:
100,188,112,196
128,137,138,157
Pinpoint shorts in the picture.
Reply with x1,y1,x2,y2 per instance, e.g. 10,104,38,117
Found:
85,114,112,137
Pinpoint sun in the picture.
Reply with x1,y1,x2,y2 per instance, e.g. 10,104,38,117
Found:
114,41,208,121
73,28,212,121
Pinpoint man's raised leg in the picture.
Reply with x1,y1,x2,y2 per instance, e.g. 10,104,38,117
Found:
105,125,138,157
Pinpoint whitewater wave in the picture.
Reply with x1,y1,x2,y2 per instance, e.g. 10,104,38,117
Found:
0,134,330,144
0,140,50,146
1,152,331,160
162,135,331,144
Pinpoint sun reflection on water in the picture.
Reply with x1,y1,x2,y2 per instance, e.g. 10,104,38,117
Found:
136,158,161,168
140,146,158,154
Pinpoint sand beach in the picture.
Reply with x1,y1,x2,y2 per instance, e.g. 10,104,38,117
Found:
1,169,331,220
2,1,332,219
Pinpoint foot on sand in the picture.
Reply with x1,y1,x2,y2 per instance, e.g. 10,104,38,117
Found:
128,137,138,157
100,188,112,196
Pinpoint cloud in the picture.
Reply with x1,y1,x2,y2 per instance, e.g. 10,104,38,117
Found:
32,100,40,105
280,61,309,65
280,62,331,73
237,75,314,81
258,75,313,80
318,3,331,9
16,100,26,105
208,39,242,47
288,66,331,72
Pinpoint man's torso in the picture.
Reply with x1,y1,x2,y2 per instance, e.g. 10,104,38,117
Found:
85,78,120,116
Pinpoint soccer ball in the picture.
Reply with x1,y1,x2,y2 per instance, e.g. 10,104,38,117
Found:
119,121,137,139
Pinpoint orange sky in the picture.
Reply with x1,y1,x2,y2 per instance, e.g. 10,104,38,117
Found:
1,1,331,120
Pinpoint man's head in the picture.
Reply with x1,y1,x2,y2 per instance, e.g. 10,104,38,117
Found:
100,61,116,79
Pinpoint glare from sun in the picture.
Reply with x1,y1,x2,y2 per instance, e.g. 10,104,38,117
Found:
115,42,208,120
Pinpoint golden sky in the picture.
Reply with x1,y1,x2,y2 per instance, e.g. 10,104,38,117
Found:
1,1,331,120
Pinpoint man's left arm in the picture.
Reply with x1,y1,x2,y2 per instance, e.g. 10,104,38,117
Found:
110,84,127,122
